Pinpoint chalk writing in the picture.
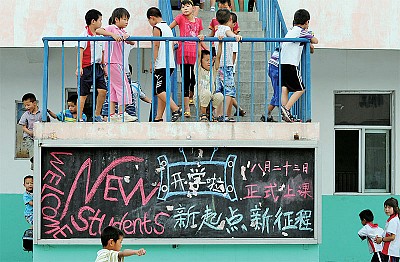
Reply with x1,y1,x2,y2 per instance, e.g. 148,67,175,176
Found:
40,147,315,239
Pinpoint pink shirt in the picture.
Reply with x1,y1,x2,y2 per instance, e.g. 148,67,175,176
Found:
174,14,203,65
103,25,127,65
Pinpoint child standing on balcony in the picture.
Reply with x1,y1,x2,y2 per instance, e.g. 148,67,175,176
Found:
47,94,87,122
170,0,207,118
96,8,136,122
18,93,45,170
76,9,107,122
214,8,241,122
147,7,181,122
280,9,318,122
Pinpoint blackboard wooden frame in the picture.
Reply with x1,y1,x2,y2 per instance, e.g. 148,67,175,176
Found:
34,140,320,245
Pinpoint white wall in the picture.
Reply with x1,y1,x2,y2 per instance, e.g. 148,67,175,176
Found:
279,0,400,49
0,0,157,47
311,48,400,194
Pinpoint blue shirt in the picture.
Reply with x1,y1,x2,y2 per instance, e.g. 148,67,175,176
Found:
23,191,33,217
56,110,87,122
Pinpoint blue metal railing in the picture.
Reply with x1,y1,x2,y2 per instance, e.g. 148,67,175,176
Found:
41,36,311,123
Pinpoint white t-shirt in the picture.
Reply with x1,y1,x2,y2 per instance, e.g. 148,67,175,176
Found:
214,25,234,67
358,222,384,253
123,43,134,73
95,249,122,262
280,26,314,66
154,21,175,70
382,214,400,257
232,41,238,73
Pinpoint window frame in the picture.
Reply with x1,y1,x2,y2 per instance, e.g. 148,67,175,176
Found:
333,91,394,194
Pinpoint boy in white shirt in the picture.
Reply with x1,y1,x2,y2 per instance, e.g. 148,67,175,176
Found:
214,8,241,122
358,209,384,262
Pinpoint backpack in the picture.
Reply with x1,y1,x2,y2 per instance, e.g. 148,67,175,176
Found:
22,229,33,252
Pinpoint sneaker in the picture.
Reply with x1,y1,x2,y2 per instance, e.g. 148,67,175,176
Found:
217,116,236,122
210,6,215,11
120,112,138,122
93,115,103,122
281,105,293,123
109,114,121,122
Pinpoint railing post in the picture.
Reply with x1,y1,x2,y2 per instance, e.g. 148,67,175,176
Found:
42,39,49,122
305,43,312,122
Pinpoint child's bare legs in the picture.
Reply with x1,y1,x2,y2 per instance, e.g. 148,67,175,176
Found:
110,101,117,115
210,0,216,10
184,97,190,114
225,96,234,117
79,95,87,119
156,97,166,120
281,86,305,110
95,89,107,116
267,104,275,115
156,92,179,120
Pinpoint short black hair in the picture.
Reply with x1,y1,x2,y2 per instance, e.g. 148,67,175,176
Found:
384,197,399,215
22,93,36,103
85,9,102,26
100,226,124,247
217,0,231,6
293,9,310,25
181,0,194,6
231,12,237,24
24,175,33,183
359,209,374,223
147,7,162,19
67,94,78,105
110,7,130,24
216,9,231,25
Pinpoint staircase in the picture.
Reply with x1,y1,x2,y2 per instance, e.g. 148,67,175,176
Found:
171,9,273,122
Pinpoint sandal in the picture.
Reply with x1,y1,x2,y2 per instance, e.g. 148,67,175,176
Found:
200,114,208,122
234,108,246,117
171,107,182,122
184,111,191,118
153,118,163,122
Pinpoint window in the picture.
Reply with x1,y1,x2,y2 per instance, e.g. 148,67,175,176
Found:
334,92,392,193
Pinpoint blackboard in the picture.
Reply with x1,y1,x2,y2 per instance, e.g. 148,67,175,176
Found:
40,146,315,241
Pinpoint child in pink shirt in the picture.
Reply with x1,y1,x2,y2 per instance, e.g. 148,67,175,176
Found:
170,0,207,117
96,8,136,122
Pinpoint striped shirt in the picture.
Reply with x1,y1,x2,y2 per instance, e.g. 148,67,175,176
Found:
56,110,87,122
268,50,280,68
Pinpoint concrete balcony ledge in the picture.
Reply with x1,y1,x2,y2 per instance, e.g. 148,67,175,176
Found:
34,122,319,145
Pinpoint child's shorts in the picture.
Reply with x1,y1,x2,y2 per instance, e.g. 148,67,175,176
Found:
79,63,107,96
153,68,175,95
281,64,305,92
22,136,34,158
216,66,236,97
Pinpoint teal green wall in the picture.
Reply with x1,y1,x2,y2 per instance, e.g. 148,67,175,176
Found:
2,194,397,262
0,194,33,262
35,244,318,262
320,195,392,262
